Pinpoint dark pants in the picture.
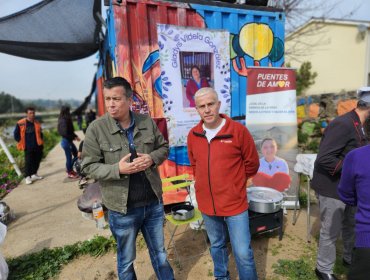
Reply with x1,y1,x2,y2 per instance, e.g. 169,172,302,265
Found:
348,248,370,280
24,148,43,177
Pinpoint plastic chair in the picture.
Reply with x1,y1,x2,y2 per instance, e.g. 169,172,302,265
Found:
162,174,208,266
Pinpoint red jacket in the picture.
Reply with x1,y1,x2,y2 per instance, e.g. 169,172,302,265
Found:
187,115,259,216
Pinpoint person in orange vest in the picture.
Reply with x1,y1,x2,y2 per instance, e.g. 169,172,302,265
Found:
14,107,44,185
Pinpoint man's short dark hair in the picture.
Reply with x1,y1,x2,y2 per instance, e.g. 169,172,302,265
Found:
357,87,370,110
103,77,133,98
25,107,35,113
260,137,277,148
357,100,370,110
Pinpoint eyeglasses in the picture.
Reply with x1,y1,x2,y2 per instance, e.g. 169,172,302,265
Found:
196,102,217,111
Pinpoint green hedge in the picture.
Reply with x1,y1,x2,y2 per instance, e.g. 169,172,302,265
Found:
0,129,60,196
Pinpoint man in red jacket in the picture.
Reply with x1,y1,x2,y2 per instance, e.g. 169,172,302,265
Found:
187,87,259,280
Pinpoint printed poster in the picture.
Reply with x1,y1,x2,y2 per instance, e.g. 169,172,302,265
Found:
246,67,298,194
157,24,230,147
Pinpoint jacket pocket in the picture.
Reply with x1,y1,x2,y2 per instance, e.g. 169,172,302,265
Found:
142,135,155,152
100,143,122,164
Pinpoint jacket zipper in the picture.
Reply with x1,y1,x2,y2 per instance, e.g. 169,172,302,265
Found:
193,130,233,215
208,140,217,215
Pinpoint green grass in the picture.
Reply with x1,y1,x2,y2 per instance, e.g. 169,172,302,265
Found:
42,128,61,158
0,145,23,196
270,243,283,256
272,239,348,280
6,233,153,279
7,235,116,280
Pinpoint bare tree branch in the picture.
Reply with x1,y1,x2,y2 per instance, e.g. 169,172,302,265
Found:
268,0,361,62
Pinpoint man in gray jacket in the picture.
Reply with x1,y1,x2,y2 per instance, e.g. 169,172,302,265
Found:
81,77,174,280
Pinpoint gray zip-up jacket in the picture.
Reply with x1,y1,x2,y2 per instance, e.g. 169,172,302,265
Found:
81,112,168,213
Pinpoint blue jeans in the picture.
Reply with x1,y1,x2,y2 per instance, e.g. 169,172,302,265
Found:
202,210,257,280
108,202,174,280
60,138,78,172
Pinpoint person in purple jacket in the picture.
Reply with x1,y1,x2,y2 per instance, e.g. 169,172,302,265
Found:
338,144,370,280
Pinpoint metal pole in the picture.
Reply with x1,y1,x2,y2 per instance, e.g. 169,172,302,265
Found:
307,175,311,242
292,174,301,225
0,136,22,176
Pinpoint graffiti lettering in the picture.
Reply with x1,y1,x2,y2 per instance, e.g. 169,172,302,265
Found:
169,33,223,69
180,32,204,42
204,37,221,69
171,42,183,68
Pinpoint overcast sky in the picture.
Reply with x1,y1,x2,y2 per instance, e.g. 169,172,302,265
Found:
0,0,105,101
0,0,369,100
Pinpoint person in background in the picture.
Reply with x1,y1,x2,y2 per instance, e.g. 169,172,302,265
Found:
57,106,80,179
311,86,370,280
186,65,210,107
338,144,370,280
14,107,44,185
76,113,83,130
76,138,88,187
85,108,96,128
81,77,173,280
188,87,259,280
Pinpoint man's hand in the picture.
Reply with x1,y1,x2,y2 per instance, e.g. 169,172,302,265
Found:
119,153,140,174
119,153,153,174
133,153,154,171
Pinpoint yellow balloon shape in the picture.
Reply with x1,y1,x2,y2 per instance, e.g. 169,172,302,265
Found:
239,23,273,61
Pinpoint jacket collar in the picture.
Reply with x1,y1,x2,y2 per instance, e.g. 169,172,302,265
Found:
106,111,148,135
192,114,232,138
350,109,361,124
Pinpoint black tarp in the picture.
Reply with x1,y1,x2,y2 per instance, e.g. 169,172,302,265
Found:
72,74,97,116
0,0,102,61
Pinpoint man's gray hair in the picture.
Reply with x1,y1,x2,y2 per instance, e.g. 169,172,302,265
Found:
194,87,219,101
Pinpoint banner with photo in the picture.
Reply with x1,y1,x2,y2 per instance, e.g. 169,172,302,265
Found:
157,24,230,148
246,67,298,194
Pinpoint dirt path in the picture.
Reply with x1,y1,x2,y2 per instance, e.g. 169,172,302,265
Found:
2,132,322,279
56,208,320,280
3,132,110,258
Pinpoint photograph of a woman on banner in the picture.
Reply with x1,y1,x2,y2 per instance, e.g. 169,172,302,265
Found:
186,65,210,107
180,51,213,108
252,137,291,192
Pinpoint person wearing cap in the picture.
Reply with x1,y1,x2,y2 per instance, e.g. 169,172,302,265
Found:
311,87,370,280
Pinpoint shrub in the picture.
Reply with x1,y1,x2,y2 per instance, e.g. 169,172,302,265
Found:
0,129,60,197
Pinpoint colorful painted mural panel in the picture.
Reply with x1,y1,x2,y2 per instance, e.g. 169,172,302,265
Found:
97,1,285,193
